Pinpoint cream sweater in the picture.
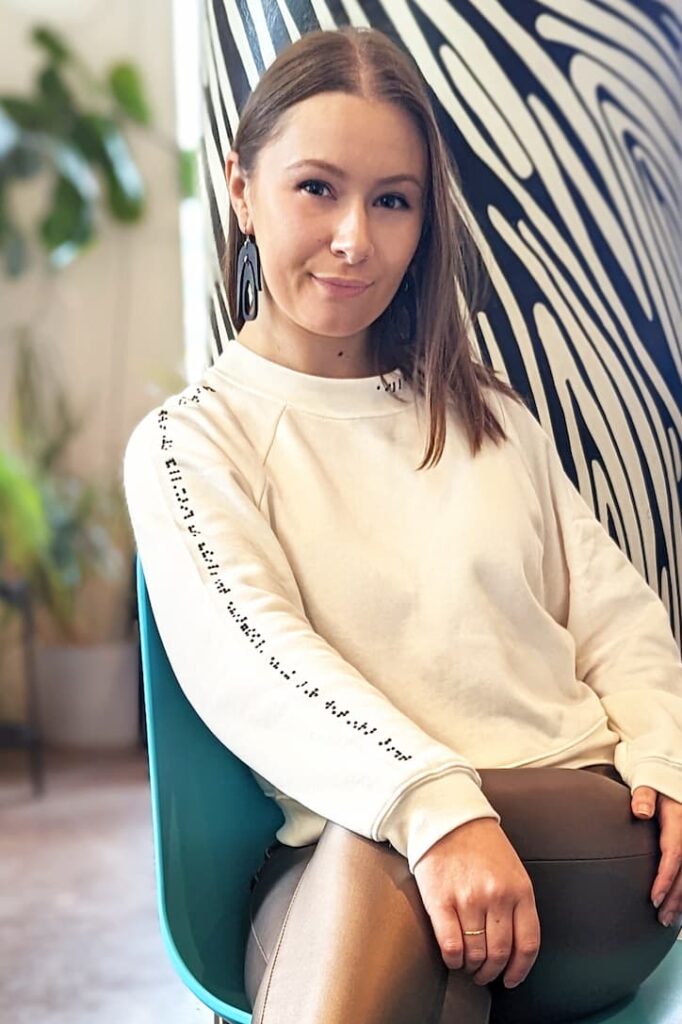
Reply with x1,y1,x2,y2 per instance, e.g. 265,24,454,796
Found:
123,339,682,873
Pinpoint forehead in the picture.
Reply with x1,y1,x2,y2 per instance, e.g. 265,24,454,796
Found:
264,92,427,181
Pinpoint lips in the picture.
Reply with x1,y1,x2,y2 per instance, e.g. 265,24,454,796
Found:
312,275,371,297
315,276,371,288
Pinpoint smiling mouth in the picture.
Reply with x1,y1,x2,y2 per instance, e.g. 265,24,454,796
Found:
314,275,372,288
312,275,371,296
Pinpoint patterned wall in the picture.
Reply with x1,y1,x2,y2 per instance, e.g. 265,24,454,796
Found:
198,0,682,644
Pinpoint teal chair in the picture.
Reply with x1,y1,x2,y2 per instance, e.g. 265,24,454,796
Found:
137,555,284,1023
136,556,682,1024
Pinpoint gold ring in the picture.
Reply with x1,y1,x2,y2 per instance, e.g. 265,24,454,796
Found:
462,928,486,935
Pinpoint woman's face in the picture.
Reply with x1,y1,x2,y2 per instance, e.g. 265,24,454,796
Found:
226,91,428,373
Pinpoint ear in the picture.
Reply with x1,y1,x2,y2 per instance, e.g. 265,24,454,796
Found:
225,149,251,232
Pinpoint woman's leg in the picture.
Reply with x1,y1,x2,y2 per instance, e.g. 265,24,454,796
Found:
483,763,679,1023
244,821,489,1024
244,764,679,1024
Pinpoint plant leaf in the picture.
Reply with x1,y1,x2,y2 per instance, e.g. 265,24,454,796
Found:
108,63,151,125
39,174,95,268
37,65,77,138
0,104,20,159
31,26,72,64
74,113,144,220
0,95,52,133
0,450,50,579
47,136,99,200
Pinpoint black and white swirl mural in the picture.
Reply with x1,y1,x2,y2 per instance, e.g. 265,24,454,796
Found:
199,0,682,644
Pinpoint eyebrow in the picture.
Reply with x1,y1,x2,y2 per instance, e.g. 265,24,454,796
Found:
285,158,424,192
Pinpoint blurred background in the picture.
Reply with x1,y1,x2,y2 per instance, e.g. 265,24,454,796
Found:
0,0,208,1020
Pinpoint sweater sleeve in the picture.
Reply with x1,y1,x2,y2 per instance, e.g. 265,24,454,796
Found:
122,396,500,872
529,409,682,804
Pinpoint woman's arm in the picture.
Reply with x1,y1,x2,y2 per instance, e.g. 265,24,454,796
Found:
509,398,682,803
122,389,500,872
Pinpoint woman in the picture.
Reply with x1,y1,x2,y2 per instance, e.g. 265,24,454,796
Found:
123,26,682,1024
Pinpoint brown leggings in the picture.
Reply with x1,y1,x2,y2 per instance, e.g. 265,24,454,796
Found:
244,764,680,1023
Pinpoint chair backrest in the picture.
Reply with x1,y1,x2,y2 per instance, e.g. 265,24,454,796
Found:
136,555,284,1021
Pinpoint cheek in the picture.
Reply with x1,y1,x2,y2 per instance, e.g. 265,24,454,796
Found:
257,246,315,314
259,221,310,282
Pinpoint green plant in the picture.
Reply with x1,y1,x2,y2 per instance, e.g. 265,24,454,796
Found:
0,22,184,643
0,23,153,276
0,448,50,586
1,326,130,642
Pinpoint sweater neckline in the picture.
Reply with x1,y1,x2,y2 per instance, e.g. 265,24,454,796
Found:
211,338,413,418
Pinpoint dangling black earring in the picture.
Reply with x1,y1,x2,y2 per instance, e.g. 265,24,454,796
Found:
236,233,262,321
389,268,417,344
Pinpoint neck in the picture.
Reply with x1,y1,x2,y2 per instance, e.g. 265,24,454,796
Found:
237,296,382,379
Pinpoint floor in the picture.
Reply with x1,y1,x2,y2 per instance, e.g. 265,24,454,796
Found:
0,744,208,1024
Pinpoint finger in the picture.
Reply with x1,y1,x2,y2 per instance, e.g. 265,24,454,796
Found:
631,786,658,817
470,908,513,986
651,815,682,906
657,874,682,927
435,913,464,971
652,851,682,905
459,917,488,976
502,894,541,990
653,852,682,922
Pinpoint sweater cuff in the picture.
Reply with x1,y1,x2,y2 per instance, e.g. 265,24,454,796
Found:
382,770,502,874
627,759,682,805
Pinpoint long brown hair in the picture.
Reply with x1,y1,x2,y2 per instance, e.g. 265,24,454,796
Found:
223,26,523,468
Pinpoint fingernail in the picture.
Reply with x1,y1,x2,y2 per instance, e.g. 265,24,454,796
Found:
636,805,652,816
653,893,666,908
660,914,674,927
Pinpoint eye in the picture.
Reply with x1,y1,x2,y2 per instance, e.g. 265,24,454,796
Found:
298,179,410,210
298,179,332,198
378,194,410,211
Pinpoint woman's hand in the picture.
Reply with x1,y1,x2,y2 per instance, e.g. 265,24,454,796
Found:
631,786,682,929
413,818,541,989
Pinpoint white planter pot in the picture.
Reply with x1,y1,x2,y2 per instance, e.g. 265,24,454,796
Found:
35,639,140,749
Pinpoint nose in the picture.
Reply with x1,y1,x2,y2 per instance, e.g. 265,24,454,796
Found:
330,200,374,264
